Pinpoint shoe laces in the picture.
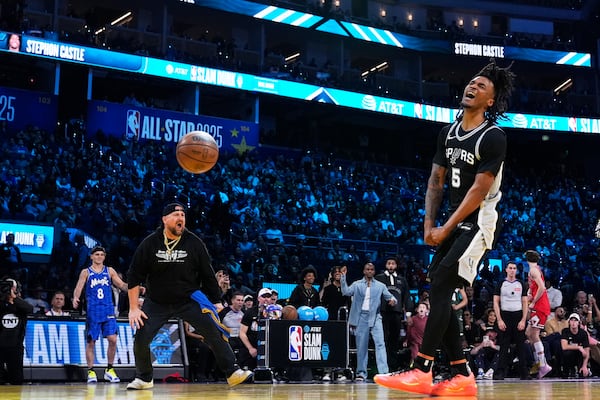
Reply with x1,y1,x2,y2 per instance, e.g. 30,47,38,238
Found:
388,368,415,376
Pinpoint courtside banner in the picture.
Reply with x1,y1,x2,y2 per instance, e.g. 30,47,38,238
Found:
23,319,183,366
266,320,347,368
86,100,258,154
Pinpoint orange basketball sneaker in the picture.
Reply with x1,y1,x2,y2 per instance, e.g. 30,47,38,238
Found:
430,372,477,397
374,369,433,395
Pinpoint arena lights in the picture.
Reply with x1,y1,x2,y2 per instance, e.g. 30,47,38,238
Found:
553,78,573,95
284,52,301,63
361,61,388,78
93,11,132,36
110,11,133,27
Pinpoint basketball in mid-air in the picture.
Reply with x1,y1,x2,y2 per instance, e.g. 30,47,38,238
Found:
176,131,219,174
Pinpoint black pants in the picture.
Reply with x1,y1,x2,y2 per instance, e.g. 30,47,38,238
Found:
382,311,403,370
563,349,583,375
420,225,479,365
133,298,237,382
497,310,529,378
543,332,563,371
0,346,24,384
233,337,257,370
475,347,499,372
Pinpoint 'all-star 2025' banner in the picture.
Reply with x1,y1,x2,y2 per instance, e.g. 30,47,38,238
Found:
87,100,258,154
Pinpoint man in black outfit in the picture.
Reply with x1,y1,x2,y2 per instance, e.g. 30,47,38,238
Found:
561,313,590,378
126,202,252,390
288,266,320,308
321,266,351,320
0,278,33,384
375,256,413,370
238,287,272,371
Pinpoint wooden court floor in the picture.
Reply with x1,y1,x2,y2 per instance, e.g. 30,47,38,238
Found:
4,379,600,400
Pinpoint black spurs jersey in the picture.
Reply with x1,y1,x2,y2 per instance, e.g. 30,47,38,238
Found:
433,119,506,224
432,119,506,250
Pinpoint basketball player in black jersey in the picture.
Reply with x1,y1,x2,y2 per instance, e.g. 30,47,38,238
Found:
375,60,515,396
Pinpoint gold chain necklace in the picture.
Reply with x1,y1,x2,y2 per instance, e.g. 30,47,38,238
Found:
164,233,181,255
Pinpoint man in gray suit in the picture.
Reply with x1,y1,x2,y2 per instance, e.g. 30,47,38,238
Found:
341,263,396,381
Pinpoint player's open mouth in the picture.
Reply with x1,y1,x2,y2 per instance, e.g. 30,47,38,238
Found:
465,92,475,99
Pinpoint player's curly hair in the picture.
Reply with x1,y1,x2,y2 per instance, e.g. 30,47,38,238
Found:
457,59,516,124
473,59,516,123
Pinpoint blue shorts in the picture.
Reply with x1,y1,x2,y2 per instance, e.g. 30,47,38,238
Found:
86,316,118,341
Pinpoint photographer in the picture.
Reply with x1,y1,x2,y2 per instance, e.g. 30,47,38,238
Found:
0,278,33,384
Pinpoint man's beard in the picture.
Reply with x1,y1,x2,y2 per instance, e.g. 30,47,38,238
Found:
167,225,183,236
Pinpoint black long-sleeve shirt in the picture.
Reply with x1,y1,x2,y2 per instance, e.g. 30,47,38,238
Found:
0,297,33,348
288,284,320,308
127,228,221,304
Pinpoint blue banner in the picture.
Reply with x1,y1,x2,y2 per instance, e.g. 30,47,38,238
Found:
87,100,259,153
0,86,58,133
0,221,54,256
2,30,599,136
24,319,183,366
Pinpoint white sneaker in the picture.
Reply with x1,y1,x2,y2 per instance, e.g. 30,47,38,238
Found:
322,373,331,381
484,369,494,380
336,375,347,382
127,378,154,390
227,369,253,387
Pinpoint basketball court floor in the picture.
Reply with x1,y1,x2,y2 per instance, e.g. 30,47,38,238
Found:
4,378,600,400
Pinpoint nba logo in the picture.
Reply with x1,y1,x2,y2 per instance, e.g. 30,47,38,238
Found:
414,103,423,119
568,117,577,132
289,325,303,361
126,110,140,141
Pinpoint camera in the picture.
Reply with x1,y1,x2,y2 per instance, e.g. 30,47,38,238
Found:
0,279,19,297
0,280,14,296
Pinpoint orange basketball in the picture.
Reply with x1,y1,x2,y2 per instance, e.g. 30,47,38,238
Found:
176,131,219,174
282,305,299,320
